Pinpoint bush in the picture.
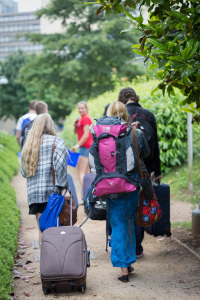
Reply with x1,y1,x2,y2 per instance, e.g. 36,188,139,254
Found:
0,132,20,300
62,76,193,174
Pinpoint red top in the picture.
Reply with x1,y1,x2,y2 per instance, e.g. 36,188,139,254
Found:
76,113,93,149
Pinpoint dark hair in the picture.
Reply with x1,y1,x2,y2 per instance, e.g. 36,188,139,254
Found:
34,101,48,115
118,87,139,104
29,100,37,110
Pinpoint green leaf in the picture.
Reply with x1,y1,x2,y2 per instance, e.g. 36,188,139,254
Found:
148,38,167,51
188,41,200,59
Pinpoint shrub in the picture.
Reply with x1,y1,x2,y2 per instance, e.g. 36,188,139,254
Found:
62,77,193,174
0,132,20,300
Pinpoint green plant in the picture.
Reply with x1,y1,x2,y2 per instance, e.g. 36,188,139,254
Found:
0,132,20,300
86,1,200,123
171,222,192,229
62,77,188,173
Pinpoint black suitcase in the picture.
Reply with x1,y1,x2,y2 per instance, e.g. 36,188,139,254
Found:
40,192,90,295
145,183,171,237
83,173,106,220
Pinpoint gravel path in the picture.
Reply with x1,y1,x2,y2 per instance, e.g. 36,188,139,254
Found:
11,166,200,300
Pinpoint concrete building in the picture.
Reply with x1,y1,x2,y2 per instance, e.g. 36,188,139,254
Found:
0,0,18,14
0,2,43,61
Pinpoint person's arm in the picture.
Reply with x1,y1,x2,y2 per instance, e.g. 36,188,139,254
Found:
71,124,90,152
16,117,22,146
16,130,21,145
53,138,68,188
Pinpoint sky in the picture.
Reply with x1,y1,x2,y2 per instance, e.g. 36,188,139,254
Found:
14,0,42,12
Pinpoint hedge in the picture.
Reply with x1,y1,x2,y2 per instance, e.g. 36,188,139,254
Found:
0,132,20,300
62,76,198,174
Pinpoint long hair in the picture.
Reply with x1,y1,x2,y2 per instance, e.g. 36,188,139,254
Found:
107,101,130,125
21,113,56,177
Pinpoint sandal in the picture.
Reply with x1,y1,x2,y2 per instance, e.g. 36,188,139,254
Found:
118,275,129,282
128,266,134,274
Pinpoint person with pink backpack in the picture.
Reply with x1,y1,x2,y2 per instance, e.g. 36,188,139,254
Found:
89,101,149,282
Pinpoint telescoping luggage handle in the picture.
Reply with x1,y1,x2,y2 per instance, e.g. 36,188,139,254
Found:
52,137,74,227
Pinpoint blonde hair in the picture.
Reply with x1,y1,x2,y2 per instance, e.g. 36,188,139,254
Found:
21,113,56,177
107,101,130,125
78,101,88,112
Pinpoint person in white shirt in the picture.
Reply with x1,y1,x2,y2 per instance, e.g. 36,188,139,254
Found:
16,100,37,145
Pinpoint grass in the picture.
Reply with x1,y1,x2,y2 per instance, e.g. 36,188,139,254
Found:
162,153,200,207
171,222,192,229
0,132,20,300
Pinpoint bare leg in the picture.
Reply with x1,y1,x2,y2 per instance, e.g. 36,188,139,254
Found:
35,213,42,247
121,267,128,276
77,156,89,188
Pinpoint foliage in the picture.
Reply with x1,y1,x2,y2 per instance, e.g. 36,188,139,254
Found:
162,144,200,206
20,0,145,119
62,76,192,173
171,222,192,229
0,132,20,300
85,1,200,123
0,51,28,120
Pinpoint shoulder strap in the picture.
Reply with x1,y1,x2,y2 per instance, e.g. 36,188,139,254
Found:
132,127,143,179
52,137,57,186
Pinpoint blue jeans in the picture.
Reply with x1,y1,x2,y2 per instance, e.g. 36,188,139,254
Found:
79,146,89,157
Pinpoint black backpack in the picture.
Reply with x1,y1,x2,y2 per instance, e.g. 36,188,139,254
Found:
131,113,155,161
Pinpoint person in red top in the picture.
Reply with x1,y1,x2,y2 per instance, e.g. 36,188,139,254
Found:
71,101,93,188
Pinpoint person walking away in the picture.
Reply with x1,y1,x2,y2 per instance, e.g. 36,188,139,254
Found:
16,100,37,145
103,101,149,282
20,101,48,149
21,113,68,243
71,101,93,189
118,87,161,258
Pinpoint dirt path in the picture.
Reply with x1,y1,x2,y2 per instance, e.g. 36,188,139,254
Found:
11,166,200,300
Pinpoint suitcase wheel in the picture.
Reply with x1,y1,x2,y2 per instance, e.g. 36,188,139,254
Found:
78,285,86,294
166,232,172,237
43,287,51,295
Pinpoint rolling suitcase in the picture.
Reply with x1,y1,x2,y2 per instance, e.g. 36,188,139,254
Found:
83,173,106,220
145,182,171,237
40,192,90,295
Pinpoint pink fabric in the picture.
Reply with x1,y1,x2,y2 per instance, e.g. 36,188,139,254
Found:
99,137,116,172
93,124,126,137
93,178,137,197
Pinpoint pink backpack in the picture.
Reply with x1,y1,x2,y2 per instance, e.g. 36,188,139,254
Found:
89,116,139,199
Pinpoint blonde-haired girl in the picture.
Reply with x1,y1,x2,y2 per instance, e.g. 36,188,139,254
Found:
106,101,149,282
21,113,68,242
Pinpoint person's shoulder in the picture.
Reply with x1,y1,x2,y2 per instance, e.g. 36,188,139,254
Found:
83,113,92,123
56,136,66,148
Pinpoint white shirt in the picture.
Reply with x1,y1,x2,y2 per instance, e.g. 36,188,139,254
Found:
16,112,37,132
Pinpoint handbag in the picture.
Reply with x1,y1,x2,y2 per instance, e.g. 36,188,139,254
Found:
51,138,77,226
59,188,77,226
132,127,162,227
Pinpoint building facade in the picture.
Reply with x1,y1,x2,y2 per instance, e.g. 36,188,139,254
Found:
0,0,18,14
0,4,43,61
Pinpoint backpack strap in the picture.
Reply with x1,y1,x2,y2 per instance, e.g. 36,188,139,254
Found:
115,137,122,173
52,137,57,191
132,127,143,179
106,200,111,252
131,113,147,122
